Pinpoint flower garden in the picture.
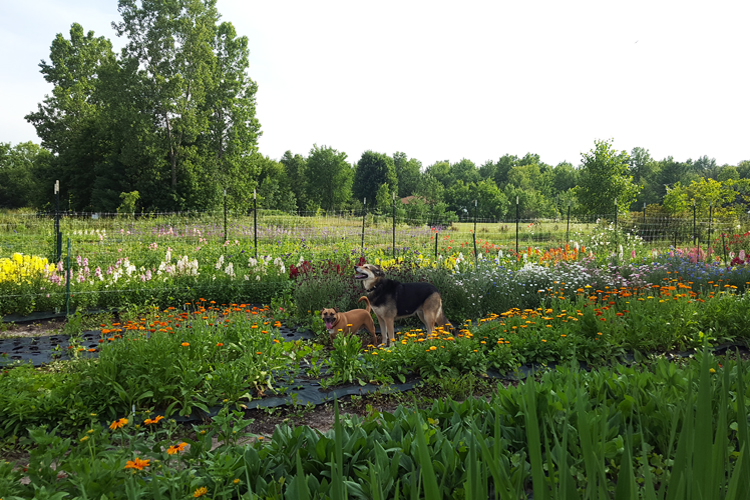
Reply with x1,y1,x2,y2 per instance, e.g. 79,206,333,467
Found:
2,214,750,498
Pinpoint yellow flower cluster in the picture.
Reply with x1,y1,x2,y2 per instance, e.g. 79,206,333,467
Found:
0,253,49,283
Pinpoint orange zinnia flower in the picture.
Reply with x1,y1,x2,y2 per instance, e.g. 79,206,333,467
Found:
166,442,188,455
181,342,190,347
109,418,128,430
144,415,164,425
124,457,150,470
194,486,208,497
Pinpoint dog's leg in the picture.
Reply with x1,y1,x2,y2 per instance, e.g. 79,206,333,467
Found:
385,316,397,346
374,313,387,347
364,316,377,347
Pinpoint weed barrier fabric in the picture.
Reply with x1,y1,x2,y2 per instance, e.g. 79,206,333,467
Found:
171,377,423,423
0,330,101,366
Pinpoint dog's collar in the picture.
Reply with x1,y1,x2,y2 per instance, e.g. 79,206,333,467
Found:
366,281,381,292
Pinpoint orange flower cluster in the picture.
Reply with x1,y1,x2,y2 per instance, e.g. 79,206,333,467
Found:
124,457,150,470
97,302,277,345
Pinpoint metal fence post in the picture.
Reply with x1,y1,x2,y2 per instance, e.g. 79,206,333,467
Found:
692,199,697,246
472,199,478,266
566,200,571,244
515,196,520,255
253,189,258,259
361,198,366,256
708,202,713,257
614,198,618,264
434,231,439,261
54,180,61,262
223,188,227,244
65,238,71,317
392,192,396,259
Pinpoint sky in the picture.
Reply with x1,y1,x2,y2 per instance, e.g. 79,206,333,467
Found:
1,0,749,169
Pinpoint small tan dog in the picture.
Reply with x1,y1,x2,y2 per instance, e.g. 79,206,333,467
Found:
321,296,378,346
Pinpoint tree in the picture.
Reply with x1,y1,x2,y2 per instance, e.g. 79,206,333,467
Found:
253,154,296,212
575,139,640,215
305,144,352,211
444,179,509,220
352,151,397,204
547,162,578,194
450,159,480,184
424,161,452,188
508,164,544,192
737,160,750,180
717,165,740,182
492,154,518,186
693,155,718,179
25,23,115,210
280,151,308,211
655,156,698,201
27,3,262,212
0,142,52,209
393,152,421,198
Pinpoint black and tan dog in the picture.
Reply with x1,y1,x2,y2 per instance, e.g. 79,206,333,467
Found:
321,296,378,346
354,263,451,347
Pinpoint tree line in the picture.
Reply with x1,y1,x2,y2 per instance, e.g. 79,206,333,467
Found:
1,0,749,220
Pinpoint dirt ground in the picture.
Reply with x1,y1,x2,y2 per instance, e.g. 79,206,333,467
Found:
0,318,67,338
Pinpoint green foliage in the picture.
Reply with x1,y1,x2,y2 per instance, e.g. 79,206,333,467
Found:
4,354,750,498
26,3,261,212
116,191,139,215
327,334,368,385
353,151,398,205
392,152,421,198
305,144,353,211
0,142,53,209
576,139,640,216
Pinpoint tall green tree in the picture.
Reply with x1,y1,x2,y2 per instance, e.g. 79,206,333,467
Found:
450,158,480,184
0,142,53,209
424,160,452,188
25,23,115,210
393,152,421,198
352,151,397,204
280,151,308,211
491,154,518,186
576,139,640,215
305,145,352,212
253,154,296,212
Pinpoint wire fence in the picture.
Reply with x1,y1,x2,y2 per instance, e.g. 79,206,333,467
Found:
2,207,749,263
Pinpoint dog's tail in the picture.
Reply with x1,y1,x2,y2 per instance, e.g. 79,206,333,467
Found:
358,296,371,313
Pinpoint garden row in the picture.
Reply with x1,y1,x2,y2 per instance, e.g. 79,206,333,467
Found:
2,350,749,499
3,216,750,318
2,268,750,443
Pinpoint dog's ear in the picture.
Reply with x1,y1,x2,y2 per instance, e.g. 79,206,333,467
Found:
333,307,339,313
372,265,385,277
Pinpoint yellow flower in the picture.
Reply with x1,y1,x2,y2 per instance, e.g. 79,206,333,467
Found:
194,486,208,497
233,478,241,484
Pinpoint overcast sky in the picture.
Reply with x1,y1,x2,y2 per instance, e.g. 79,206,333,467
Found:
1,0,748,168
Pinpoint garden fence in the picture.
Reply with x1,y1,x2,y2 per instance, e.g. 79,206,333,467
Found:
1,207,748,264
